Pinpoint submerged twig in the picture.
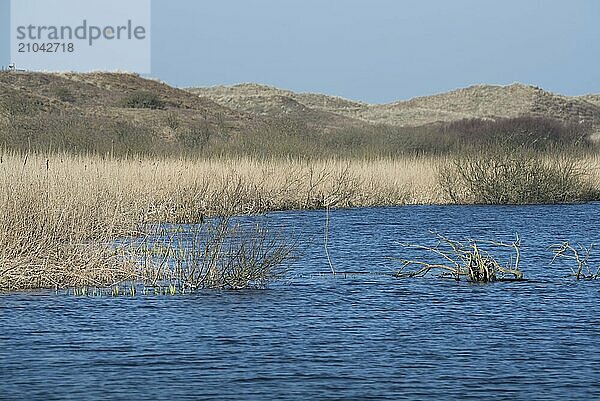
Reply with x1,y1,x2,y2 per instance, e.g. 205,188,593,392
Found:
549,242,598,280
324,198,337,277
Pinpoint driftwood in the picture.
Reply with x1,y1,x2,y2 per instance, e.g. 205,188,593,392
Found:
394,232,523,282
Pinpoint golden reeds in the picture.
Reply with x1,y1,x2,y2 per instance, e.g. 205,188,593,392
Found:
2,150,600,290
0,151,440,290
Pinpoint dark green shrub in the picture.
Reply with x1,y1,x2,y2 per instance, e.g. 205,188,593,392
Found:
54,87,76,103
118,91,165,110
164,111,180,130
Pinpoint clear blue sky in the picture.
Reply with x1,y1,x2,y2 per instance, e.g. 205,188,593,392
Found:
0,0,7,65
2,0,600,103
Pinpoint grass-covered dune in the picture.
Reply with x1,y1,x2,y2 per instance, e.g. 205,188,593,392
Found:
1,71,598,157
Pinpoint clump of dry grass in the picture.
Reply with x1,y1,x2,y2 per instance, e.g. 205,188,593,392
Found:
138,217,296,291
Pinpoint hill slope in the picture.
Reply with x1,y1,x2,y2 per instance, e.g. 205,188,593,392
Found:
188,83,367,132
0,71,253,127
0,71,263,154
1,71,598,156
191,82,600,128
359,83,600,126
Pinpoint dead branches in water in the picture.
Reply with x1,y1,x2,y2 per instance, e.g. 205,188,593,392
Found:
550,242,599,280
395,233,523,282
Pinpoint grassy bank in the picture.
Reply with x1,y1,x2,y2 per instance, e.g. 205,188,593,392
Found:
1,150,600,291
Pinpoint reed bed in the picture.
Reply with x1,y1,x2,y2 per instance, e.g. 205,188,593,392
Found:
2,150,600,290
0,151,439,290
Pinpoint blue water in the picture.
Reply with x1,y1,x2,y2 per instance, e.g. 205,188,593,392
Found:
2,204,600,400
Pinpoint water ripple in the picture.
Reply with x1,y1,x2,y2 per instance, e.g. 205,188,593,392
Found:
2,204,600,400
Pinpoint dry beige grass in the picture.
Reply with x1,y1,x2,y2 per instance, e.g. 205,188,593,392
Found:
2,151,600,291
0,152,441,290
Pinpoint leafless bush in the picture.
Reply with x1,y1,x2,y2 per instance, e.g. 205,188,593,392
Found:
438,149,597,204
440,116,592,150
138,217,296,290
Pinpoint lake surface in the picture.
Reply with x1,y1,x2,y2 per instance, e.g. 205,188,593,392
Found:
2,204,600,400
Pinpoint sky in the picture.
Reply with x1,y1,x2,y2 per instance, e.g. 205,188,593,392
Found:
2,0,600,103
